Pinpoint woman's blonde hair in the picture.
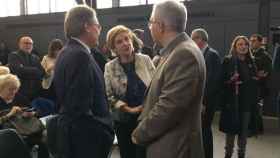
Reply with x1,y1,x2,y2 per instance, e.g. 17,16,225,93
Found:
0,74,21,91
0,66,10,75
106,25,143,51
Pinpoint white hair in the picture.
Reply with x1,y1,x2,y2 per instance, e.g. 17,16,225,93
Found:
153,0,187,32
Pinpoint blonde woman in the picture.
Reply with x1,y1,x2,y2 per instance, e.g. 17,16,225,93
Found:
0,74,21,126
104,25,155,158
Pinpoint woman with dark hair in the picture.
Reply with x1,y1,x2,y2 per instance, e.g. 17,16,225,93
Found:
104,25,155,158
219,36,260,158
41,39,63,90
41,39,63,103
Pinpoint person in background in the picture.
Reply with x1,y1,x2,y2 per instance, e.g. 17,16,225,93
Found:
132,1,206,158
0,69,22,129
0,66,10,75
249,34,272,103
90,47,108,73
0,41,10,65
53,5,114,158
191,28,222,158
41,39,63,103
220,36,259,158
105,25,155,158
8,36,45,105
133,29,154,59
0,72,49,158
41,39,63,90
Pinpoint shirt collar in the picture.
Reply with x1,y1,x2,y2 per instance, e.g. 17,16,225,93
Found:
71,37,91,54
158,33,184,56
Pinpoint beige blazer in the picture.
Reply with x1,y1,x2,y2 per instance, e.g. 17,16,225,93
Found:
41,55,56,89
133,33,206,158
104,53,155,109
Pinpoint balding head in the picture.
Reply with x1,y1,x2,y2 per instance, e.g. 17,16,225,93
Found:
18,36,33,53
191,28,209,49
152,0,187,33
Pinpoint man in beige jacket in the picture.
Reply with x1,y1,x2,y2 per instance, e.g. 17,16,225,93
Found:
132,1,206,158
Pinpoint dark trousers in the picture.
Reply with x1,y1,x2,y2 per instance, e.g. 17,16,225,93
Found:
225,112,251,158
202,106,216,158
70,117,114,158
115,121,146,158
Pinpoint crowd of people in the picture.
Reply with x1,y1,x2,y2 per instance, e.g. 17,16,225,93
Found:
0,0,279,158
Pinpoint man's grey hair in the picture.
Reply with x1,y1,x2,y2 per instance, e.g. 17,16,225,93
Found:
64,5,99,38
191,28,209,42
153,0,187,33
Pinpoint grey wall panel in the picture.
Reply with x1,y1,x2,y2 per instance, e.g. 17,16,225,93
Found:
0,1,277,58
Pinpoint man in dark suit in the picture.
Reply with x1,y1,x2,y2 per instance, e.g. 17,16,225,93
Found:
132,1,206,158
191,28,222,158
8,36,45,105
250,34,272,100
53,5,113,158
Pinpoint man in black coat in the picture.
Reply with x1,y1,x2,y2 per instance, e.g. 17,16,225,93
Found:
53,5,114,158
191,28,222,158
250,34,272,100
8,36,45,105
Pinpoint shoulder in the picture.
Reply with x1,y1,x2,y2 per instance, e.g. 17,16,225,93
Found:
208,47,220,56
173,39,203,63
135,53,151,61
105,57,119,69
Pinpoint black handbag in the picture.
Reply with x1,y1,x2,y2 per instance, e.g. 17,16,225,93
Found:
5,114,44,136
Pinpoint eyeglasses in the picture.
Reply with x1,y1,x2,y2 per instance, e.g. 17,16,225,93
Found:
147,20,160,27
92,23,102,31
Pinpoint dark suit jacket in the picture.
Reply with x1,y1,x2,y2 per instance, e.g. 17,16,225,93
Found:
203,46,222,108
53,39,113,157
8,50,45,102
54,39,113,128
134,33,206,158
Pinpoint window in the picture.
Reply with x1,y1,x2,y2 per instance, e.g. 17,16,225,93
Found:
148,0,185,4
0,0,21,17
97,0,112,9
27,0,76,14
97,0,186,9
120,0,146,7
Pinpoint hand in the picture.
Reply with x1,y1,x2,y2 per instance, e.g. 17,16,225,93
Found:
131,130,138,144
126,106,143,114
230,72,239,81
120,104,143,114
6,106,22,118
22,111,36,118
257,70,268,78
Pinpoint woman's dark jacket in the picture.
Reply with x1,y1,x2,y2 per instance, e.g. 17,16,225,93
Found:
219,55,261,135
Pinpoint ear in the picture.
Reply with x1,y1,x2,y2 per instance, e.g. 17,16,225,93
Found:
84,23,91,33
159,22,165,33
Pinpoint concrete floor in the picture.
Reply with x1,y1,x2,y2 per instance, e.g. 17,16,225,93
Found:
109,115,280,158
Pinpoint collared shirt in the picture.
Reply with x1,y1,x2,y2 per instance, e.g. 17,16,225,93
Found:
158,33,182,57
201,44,208,55
71,37,91,54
